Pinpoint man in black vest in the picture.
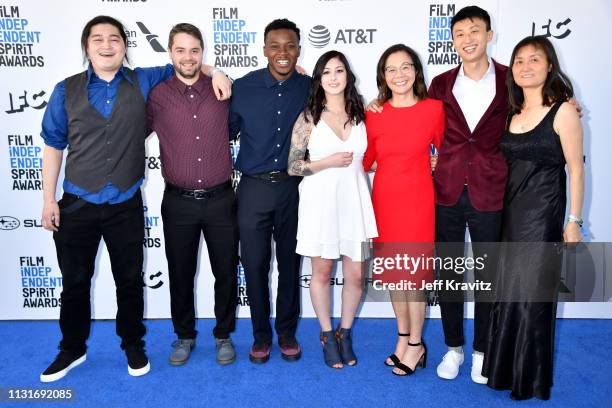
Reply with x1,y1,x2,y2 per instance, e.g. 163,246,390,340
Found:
39,15,231,382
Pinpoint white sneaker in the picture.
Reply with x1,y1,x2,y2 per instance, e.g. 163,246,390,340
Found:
436,349,464,379
471,353,488,384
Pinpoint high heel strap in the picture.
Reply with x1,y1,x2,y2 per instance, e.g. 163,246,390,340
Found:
407,340,427,368
384,333,412,367
392,361,415,376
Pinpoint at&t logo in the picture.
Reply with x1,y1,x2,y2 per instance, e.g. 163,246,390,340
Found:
308,25,376,48
308,26,331,48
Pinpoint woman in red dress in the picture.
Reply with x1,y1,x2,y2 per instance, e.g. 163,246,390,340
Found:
364,44,444,376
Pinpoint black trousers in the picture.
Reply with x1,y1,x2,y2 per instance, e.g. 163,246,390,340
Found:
161,186,238,340
237,176,301,344
53,191,145,353
435,187,502,352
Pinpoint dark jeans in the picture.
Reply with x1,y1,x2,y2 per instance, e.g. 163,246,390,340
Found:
161,186,238,340
435,187,501,352
237,175,301,344
53,191,145,353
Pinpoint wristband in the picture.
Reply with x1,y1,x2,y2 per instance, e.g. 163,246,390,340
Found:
210,67,223,76
568,214,583,227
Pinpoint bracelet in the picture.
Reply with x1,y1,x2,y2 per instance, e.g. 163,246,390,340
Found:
568,214,583,227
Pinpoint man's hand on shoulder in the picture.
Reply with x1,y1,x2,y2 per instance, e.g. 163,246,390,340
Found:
212,70,232,101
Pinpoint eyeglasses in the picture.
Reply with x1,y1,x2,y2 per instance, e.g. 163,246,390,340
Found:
384,63,415,76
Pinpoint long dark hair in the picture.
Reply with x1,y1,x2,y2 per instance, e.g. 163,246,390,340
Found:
376,44,427,103
507,36,573,114
81,15,129,65
304,50,365,126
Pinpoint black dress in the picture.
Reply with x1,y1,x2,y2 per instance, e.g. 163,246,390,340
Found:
483,101,566,400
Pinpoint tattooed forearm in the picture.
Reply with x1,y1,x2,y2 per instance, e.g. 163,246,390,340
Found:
288,113,314,176
289,147,312,176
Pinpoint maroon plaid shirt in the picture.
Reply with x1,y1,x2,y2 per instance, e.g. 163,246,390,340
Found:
147,74,231,190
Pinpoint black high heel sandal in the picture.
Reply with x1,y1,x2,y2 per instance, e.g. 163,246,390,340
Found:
320,331,343,369
384,332,410,367
392,340,427,376
335,327,357,366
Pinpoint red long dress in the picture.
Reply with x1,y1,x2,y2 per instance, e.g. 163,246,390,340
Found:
364,99,445,243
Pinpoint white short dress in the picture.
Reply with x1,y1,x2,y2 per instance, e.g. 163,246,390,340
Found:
296,120,378,261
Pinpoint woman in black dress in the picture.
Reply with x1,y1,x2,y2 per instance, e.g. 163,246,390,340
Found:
483,36,584,400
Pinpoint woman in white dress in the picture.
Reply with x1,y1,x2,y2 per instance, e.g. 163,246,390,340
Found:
288,50,378,368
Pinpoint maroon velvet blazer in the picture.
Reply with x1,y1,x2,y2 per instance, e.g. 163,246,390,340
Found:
428,59,509,212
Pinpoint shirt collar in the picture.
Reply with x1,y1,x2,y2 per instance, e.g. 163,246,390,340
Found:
86,65,134,86
170,74,207,95
458,57,494,80
263,66,298,88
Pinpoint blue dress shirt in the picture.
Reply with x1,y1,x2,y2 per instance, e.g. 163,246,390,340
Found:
41,64,174,204
230,68,311,175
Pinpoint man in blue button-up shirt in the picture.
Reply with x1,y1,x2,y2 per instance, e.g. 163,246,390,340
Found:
39,15,231,383
230,18,310,364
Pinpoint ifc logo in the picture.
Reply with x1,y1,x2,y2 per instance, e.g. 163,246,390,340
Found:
308,25,331,48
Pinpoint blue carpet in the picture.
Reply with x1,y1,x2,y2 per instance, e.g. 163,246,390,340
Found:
0,318,610,407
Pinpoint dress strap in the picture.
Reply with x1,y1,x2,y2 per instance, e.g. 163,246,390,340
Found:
544,100,565,124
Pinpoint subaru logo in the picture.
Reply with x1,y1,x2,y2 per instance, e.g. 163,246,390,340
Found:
0,216,20,230
308,25,331,48
299,274,312,288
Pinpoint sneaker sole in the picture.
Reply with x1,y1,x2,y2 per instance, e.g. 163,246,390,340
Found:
471,373,488,384
40,354,86,383
436,367,460,380
128,360,151,377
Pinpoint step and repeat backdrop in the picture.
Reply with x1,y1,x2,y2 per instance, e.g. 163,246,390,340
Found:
1,0,611,320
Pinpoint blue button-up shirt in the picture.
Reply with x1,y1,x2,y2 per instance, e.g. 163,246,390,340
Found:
230,67,311,175
41,64,174,204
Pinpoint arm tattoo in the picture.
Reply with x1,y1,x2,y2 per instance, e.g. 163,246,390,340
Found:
288,114,314,176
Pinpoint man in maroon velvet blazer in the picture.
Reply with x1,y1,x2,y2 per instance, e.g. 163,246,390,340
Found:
427,6,508,385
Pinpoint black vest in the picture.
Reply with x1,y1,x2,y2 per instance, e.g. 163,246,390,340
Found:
63,69,146,192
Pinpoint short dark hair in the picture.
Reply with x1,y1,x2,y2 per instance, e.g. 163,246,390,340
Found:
376,44,428,103
81,15,129,65
451,6,491,32
264,18,300,44
168,23,204,50
507,36,574,114
304,50,365,126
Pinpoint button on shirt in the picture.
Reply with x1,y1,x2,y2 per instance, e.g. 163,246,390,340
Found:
452,58,496,133
41,64,174,204
230,68,311,175
147,75,231,189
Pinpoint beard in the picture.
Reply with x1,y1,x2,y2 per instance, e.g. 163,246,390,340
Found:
175,62,201,79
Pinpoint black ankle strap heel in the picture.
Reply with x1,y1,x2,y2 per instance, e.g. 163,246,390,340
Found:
392,340,427,376
384,332,410,367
